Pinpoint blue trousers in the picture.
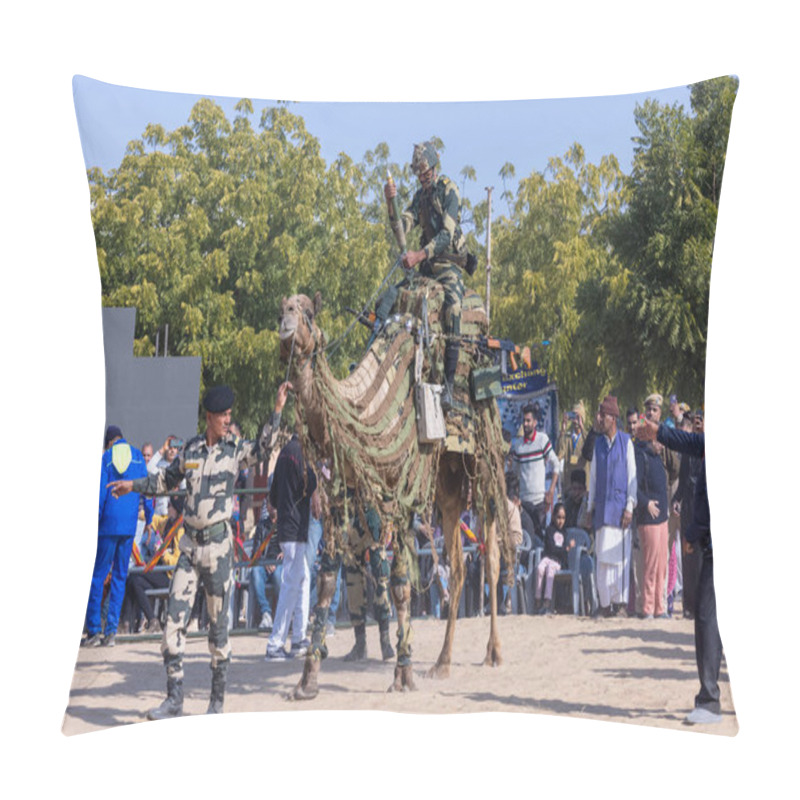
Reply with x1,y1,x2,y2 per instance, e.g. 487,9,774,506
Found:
86,535,134,635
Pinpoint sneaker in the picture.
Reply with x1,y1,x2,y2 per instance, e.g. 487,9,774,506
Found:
684,706,722,725
101,633,116,647
291,638,311,658
325,621,336,638
81,633,103,648
258,612,273,632
265,645,291,661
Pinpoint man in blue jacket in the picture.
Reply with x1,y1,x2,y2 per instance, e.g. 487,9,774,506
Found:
82,425,150,647
635,415,722,725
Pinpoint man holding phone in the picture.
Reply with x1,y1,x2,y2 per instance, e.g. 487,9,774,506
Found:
108,381,291,719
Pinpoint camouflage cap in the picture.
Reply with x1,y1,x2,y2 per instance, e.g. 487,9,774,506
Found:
411,141,439,175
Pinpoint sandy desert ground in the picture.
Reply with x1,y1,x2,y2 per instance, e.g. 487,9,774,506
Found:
63,609,736,737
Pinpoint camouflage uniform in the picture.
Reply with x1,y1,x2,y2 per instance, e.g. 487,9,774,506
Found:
132,412,281,713
343,506,394,661
401,142,468,407
402,172,468,343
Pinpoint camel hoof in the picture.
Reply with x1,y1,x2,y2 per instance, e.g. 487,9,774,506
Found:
483,650,503,667
389,664,417,692
291,681,319,701
290,655,320,701
427,662,450,680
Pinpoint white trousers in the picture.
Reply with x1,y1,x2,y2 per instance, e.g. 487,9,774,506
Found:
267,541,309,648
596,525,631,607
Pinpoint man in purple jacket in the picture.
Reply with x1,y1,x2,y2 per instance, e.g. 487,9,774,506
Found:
587,395,637,617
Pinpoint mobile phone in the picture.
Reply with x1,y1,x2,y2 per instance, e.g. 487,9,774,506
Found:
566,411,577,420
168,437,184,449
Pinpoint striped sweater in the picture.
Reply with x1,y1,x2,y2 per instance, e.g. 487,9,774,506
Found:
511,430,561,505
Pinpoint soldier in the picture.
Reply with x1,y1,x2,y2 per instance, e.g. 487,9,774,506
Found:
384,141,470,411
108,381,291,718
342,505,395,663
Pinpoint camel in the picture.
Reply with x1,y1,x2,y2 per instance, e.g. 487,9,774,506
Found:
278,278,513,699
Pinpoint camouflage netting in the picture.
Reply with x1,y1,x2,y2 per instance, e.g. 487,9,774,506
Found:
293,276,513,584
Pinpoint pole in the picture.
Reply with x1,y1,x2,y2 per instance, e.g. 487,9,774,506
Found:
164,324,169,357
485,186,493,327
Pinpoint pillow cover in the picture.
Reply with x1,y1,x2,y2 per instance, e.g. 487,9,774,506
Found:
67,75,738,736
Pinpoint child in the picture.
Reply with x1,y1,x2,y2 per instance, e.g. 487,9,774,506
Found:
534,503,575,615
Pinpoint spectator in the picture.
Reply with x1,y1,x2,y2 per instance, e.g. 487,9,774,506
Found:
557,402,588,490
534,503,574,615
249,497,283,632
501,472,525,613
563,469,590,533
264,434,318,661
635,413,723,725
587,395,637,617
83,425,150,647
672,410,705,620
148,435,182,518
120,505,184,635
511,402,561,541
626,407,639,435
633,394,671,619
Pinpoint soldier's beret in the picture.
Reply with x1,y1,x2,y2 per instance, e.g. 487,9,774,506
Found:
203,385,234,413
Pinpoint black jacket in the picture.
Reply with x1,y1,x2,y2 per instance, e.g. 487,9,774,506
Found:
269,436,317,543
656,426,709,545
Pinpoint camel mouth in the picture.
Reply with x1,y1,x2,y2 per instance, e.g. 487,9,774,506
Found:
279,317,298,340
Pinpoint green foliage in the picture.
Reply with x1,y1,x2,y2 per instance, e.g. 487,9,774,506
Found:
92,78,736,432
92,100,391,436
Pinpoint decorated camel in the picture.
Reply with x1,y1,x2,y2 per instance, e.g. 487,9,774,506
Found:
279,276,514,699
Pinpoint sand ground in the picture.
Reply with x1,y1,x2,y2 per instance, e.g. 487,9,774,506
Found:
63,609,736,737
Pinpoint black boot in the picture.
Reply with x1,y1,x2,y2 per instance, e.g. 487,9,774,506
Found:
440,341,460,413
147,677,183,721
207,661,227,714
379,618,395,661
344,624,368,662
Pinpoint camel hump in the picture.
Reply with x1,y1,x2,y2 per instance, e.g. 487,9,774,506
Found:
393,277,488,337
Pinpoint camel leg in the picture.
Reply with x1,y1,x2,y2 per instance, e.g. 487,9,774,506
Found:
292,552,339,701
428,499,464,679
483,517,502,667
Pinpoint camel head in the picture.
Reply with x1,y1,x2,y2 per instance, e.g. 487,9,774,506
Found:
279,291,323,362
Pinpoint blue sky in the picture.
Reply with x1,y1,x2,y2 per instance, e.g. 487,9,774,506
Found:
73,75,693,210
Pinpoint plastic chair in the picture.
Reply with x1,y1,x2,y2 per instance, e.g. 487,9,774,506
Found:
552,527,593,616
510,531,534,614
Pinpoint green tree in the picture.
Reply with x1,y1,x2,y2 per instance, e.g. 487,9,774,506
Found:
489,144,626,407
598,76,738,406
91,100,391,435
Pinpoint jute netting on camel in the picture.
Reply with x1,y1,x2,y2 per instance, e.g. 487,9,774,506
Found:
293,277,513,584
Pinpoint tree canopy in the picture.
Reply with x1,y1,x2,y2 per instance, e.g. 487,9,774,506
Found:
91,77,737,433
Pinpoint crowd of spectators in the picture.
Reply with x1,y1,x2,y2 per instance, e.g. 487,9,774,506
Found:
90,389,703,651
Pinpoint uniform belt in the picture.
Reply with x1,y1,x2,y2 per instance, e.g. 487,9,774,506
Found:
185,520,228,545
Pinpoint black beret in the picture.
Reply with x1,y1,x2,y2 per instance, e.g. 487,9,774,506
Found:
203,385,234,413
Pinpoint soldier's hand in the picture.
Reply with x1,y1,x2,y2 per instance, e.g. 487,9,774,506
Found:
402,249,426,270
108,480,133,498
275,381,293,413
384,181,397,201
